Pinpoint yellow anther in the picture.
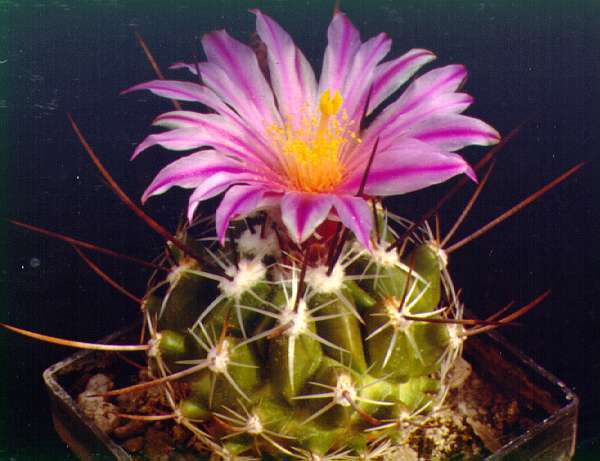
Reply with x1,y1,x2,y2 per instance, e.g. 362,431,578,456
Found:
268,89,360,193
319,89,343,117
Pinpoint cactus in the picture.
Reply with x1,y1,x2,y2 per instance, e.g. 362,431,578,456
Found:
5,8,584,461
112,210,464,459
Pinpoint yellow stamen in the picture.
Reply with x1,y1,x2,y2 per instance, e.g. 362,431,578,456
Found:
269,89,360,193
319,89,343,117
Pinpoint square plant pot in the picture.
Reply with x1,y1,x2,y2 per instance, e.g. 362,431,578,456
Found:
43,325,578,460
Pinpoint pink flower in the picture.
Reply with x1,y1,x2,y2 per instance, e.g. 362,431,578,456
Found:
125,10,499,250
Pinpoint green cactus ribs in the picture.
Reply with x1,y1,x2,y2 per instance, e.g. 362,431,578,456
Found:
134,211,465,460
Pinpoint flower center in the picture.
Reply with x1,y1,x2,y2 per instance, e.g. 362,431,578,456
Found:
269,90,360,193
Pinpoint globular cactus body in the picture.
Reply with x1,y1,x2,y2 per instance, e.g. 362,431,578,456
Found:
146,216,462,459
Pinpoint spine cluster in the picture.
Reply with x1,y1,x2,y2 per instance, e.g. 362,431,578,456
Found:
141,212,463,460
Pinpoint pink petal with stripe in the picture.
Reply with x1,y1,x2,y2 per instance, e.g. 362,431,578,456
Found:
253,10,318,121
215,185,270,243
122,80,234,117
133,128,214,159
187,172,262,221
195,62,265,130
349,92,475,170
151,113,265,162
148,111,282,177
407,114,500,151
342,138,474,196
151,94,282,174
355,65,470,160
280,192,334,244
141,150,249,202
340,32,392,125
390,64,467,115
332,195,373,250
132,121,281,182
367,48,437,114
319,12,362,95
202,30,280,127
363,65,469,142
169,60,266,130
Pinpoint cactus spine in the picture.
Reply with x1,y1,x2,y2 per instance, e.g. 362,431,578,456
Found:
142,212,463,460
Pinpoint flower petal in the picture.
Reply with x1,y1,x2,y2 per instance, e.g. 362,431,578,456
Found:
187,172,260,221
331,195,373,250
148,112,283,177
253,9,318,121
341,32,392,124
319,12,362,95
407,114,500,151
122,80,234,116
367,48,437,114
280,192,334,244
342,138,474,196
390,64,468,115
133,128,211,159
141,150,248,202
169,61,200,75
201,29,280,126
350,92,475,169
215,185,269,244
361,64,469,146
152,110,210,129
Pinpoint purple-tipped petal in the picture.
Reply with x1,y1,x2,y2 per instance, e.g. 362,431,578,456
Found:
367,48,437,114
332,195,373,250
129,78,282,171
187,172,260,221
280,192,334,244
363,65,469,146
408,114,500,151
151,112,262,161
392,64,467,115
343,138,474,196
141,150,249,202
122,80,234,116
341,32,392,124
134,116,283,182
202,30,280,126
319,12,362,95
253,10,318,121
215,185,269,244
351,92,475,168
133,128,210,159
196,60,284,143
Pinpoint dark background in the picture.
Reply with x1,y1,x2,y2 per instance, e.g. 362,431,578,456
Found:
2,0,599,459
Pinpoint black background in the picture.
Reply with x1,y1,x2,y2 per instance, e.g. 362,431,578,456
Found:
2,0,599,458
